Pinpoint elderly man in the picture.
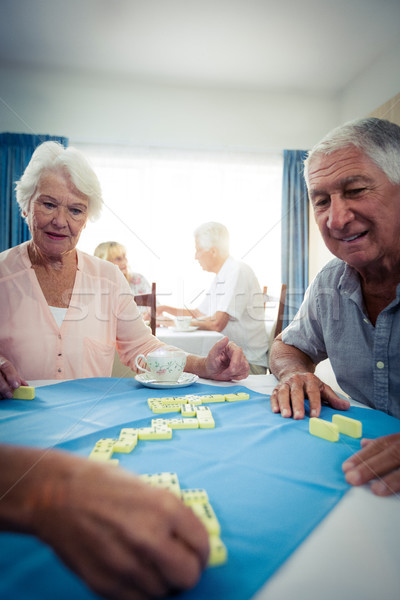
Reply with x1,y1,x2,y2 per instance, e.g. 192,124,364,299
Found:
157,222,269,374
270,117,400,497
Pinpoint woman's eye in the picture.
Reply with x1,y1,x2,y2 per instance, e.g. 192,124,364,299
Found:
43,201,56,209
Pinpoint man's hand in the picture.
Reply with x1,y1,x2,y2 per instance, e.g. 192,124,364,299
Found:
270,372,350,419
203,337,249,381
342,433,400,496
0,356,28,399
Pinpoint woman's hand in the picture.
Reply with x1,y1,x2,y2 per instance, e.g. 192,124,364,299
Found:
201,337,249,381
0,356,28,399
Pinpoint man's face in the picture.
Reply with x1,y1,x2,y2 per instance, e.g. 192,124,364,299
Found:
308,146,400,278
194,239,215,272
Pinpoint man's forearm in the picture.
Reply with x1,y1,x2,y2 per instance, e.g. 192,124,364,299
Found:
269,337,316,381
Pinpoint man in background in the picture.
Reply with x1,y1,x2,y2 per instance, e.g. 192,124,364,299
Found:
157,222,269,374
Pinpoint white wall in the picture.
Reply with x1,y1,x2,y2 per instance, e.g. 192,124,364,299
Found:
0,64,338,152
1,40,399,285
308,40,400,282
339,38,400,123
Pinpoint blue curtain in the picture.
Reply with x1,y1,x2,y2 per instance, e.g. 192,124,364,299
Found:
0,133,68,253
281,150,309,328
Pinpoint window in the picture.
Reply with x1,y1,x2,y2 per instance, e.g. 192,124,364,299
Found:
76,144,283,307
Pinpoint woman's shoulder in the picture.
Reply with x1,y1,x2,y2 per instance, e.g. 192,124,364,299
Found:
77,250,125,282
0,242,30,277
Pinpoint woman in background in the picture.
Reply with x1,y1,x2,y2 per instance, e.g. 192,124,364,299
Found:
94,240,151,296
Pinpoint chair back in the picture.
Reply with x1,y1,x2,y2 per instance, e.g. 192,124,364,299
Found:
262,285,268,308
264,283,287,372
274,284,287,338
134,282,157,335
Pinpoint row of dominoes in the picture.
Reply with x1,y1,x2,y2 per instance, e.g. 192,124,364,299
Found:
139,471,227,567
149,404,216,427
88,407,216,464
309,414,362,442
148,392,249,414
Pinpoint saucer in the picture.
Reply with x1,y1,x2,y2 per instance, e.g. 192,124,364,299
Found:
135,372,199,389
171,326,199,333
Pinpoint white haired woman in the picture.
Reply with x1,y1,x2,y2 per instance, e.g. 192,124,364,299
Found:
0,142,249,599
0,142,249,393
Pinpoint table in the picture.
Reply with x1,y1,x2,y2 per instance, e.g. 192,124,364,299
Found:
1,375,399,600
156,326,224,355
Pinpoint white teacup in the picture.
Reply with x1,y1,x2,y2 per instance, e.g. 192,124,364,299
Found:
175,316,192,331
135,346,186,382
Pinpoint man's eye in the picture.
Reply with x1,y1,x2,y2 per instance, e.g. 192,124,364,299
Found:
346,187,365,196
313,197,329,209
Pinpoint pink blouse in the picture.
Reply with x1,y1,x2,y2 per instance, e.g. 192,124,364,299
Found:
0,242,162,380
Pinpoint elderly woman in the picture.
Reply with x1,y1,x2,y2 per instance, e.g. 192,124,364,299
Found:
0,141,249,599
94,240,152,296
0,141,249,396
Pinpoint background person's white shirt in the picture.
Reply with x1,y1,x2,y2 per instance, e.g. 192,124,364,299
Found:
197,256,268,366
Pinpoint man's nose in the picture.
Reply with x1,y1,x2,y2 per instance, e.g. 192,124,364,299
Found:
327,196,354,230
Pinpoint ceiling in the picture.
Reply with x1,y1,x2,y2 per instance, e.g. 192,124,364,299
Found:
1,0,400,95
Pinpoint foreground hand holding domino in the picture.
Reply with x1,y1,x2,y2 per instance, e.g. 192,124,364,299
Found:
0,444,209,600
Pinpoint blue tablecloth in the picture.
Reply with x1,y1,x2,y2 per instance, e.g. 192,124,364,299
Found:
1,377,399,600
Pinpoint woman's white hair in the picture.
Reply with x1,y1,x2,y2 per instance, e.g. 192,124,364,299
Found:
304,117,400,186
194,222,230,256
15,141,103,222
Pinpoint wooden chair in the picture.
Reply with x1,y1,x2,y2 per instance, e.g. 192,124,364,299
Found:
274,284,287,338
265,283,287,372
134,282,157,335
262,285,268,308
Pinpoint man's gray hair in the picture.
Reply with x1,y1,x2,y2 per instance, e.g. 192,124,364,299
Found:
304,117,400,186
194,222,230,255
15,141,103,222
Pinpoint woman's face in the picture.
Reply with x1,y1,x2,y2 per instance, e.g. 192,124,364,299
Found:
27,170,89,259
109,250,128,276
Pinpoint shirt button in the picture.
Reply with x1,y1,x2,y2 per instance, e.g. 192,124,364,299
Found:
58,368,62,373
376,361,385,369
363,318,369,324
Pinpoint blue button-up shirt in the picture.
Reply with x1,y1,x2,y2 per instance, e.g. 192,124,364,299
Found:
282,258,400,419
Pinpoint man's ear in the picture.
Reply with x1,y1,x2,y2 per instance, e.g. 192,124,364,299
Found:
210,246,218,257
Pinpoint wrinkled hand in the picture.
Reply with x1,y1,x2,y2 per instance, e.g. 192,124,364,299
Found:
34,456,210,600
0,355,28,399
342,433,400,496
270,372,350,419
204,337,249,381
